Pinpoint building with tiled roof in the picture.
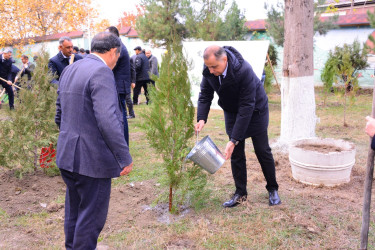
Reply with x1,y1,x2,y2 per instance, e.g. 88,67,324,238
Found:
245,0,375,87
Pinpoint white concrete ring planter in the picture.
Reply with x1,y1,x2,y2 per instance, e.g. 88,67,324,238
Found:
289,138,356,187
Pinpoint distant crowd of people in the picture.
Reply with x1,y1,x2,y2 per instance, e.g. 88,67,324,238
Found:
0,26,159,114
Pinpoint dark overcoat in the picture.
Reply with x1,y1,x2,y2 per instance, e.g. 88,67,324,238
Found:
135,52,150,81
113,42,131,95
197,46,269,141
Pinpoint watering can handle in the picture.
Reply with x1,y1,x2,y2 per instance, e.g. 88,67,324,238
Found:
196,131,199,145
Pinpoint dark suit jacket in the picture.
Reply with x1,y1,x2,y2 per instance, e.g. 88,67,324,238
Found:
113,42,131,95
135,52,150,81
48,52,83,84
0,57,12,81
55,54,132,178
197,46,269,141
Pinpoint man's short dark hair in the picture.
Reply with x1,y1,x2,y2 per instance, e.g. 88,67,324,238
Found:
79,48,85,53
73,46,79,52
21,54,28,59
86,50,90,54
59,36,72,45
106,26,120,37
203,46,227,60
91,32,121,55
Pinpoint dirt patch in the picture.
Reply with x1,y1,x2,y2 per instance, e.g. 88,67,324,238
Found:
296,143,344,153
0,169,65,217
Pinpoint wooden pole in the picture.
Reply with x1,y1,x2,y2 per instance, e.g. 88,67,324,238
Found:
0,77,23,90
360,83,375,249
266,53,280,91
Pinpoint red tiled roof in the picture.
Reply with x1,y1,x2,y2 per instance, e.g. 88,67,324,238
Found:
33,31,84,43
322,12,369,26
246,12,373,31
127,28,138,37
119,26,131,35
244,19,266,31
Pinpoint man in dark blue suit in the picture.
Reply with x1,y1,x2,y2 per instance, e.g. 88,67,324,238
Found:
195,45,281,208
105,26,135,144
48,36,83,84
0,48,15,109
55,32,133,250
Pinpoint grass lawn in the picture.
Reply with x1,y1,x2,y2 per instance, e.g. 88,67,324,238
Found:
0,86,375,249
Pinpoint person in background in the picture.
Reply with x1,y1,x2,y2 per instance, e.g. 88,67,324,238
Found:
73,46,79,55
18,55,35,81
0,48,15,109
145,49,159,86
105,26,132,143
48,36,83,84
133,46,150,105
79,48,86,58
55,32,133,249
195,45,281,208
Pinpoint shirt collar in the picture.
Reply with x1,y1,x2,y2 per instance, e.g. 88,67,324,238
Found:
222,62,228,78
61,51,71,59
91,53,107,66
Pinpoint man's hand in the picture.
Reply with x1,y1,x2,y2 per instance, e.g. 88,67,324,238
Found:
6,80,12,86
120,162,133,176
194,120,205,133
366,116,375,137
224,141,235,160
131,83,135,89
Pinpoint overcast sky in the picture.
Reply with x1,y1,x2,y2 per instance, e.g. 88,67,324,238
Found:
93,0,281,26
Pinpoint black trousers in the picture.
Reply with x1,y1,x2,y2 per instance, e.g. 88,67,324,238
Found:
133,80,150,104
60,169,111,250
125,93,135,117
118,94,129,146
231,130,278,196
1,82,14,108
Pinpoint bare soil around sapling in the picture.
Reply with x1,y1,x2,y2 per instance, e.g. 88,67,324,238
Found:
0,87,375,249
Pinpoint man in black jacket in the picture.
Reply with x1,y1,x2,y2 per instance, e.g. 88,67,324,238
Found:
195,45,281,207
133,46,150,105
0,48,15,109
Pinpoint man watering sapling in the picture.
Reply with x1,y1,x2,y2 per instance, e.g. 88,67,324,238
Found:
195,45,281,208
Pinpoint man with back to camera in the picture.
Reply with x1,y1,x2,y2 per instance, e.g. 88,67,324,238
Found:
48,36,83,84
0,48,15,109
105,26,133,143
133,46,150,105
55,32,133,249
195,45,281,208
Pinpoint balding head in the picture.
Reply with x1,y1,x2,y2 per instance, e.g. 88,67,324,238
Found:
203,45,227,61
203,45,228,76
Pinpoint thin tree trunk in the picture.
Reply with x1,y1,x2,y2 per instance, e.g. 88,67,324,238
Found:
169,185,173,212
33,130,39,171
344,92,347,126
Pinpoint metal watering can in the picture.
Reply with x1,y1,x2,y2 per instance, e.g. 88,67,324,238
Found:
186,133,225,174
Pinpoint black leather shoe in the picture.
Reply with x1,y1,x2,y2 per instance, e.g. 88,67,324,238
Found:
269,190,281,206
222,194,247,208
